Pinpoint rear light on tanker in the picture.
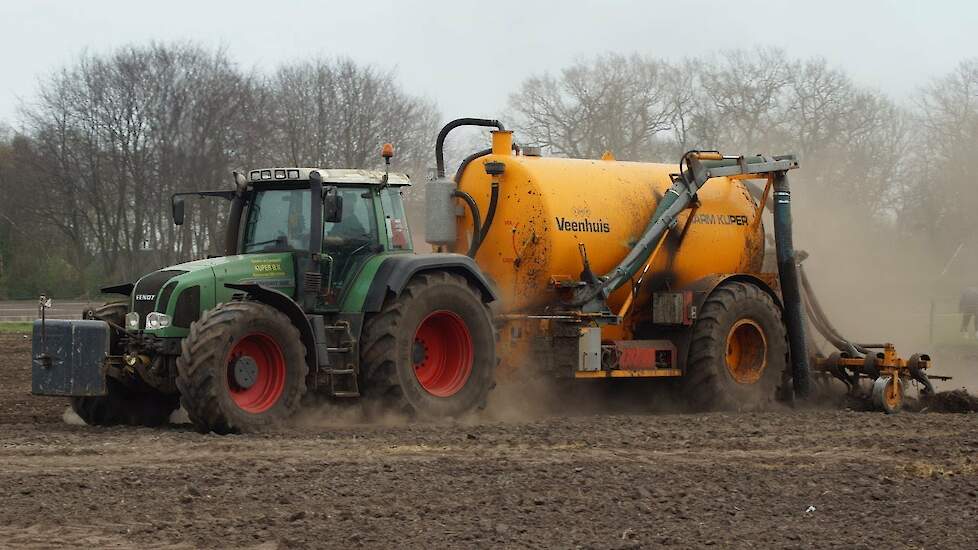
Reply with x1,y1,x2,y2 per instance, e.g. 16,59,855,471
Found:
287,169,300,179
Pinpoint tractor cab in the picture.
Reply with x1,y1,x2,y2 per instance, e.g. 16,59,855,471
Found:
241,167,414,309
168,159,414,314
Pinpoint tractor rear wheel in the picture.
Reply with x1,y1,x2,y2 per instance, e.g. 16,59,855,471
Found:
360,272,495,418
176,301,307,434
72,302,179,427
683,280,787,411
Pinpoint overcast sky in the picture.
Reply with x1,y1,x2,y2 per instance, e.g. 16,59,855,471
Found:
1,0,974,127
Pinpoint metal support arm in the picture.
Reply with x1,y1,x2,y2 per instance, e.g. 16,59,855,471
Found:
570,151,798,309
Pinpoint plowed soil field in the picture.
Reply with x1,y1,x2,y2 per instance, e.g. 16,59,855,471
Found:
1,332,977,549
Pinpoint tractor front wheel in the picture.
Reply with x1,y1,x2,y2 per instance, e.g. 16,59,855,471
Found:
361,272,495,418
176,301,307,434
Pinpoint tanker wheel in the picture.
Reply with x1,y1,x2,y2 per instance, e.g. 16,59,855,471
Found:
71,302,178,427
176,301,307,434
682,280,787,411
360,272,495,418
871,375,903,414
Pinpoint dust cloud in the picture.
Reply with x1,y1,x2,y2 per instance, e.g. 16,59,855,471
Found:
791,185,978,392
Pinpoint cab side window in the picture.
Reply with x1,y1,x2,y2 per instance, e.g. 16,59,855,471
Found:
323,187,377,244
380,188,412,250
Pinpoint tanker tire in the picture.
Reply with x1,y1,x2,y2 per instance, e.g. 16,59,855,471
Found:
360,272,495,419
71,302,178,427
683,280,787,411
176,301,307,434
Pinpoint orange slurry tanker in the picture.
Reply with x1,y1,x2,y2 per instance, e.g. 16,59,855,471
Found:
425,118,935,412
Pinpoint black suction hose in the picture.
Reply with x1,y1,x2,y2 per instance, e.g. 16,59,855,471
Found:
480,180,500,246
804,290,860,357
436,118,505,178
772,172,812,398
453,143,518,257
799,263,863,356
799,261,888,355
454,148,492,183
452,190,482,258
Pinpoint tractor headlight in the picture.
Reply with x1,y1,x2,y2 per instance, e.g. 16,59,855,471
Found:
145,312,171,330
126,312,140,330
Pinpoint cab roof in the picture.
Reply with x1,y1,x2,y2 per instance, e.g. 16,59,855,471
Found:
248,167,411,186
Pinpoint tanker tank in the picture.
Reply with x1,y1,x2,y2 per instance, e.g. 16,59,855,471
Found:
442,130,765,315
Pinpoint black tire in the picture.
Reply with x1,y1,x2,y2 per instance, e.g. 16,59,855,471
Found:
72,302,178,427
71,377,179,427
360,272,495,418
176,301,307,434
683,281,787,411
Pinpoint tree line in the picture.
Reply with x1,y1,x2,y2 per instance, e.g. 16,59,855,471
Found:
0,42,975,298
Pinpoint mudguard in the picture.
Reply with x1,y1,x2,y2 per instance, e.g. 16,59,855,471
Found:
224,283,318,371
363,253,497,312
31,319,110,396
684,273,783,313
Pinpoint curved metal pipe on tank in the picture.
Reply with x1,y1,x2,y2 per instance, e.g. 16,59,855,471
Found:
435,118,505,178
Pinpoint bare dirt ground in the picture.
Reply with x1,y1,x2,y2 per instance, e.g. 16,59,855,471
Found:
2,332,977,549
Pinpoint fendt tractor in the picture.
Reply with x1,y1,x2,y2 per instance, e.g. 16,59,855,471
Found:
31,118,936,433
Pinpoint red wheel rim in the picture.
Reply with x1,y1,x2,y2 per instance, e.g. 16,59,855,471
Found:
226,333,286,413
413,311,473,397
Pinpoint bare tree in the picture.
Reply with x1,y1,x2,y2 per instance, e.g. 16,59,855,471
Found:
3,47,441,296
17,43,256,287
783,57,910,217
265,57,440,235
508,53,677,160
266,58,439,173
902,59,978,258
3,42,974,300
687,47,793,153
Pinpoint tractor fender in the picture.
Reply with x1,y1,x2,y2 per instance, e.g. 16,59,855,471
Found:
363,253,498,312
224,283,317,372
683,273,783,315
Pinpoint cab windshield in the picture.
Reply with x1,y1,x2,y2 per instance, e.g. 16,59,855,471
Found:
242,189,311,252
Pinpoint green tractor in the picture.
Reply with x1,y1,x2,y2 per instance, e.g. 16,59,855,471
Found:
32,149,498,433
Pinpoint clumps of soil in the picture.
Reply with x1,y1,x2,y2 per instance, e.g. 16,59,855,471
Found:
916,389,978,413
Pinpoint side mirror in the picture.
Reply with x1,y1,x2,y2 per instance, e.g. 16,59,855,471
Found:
324,190,343,223
172,196,185,226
